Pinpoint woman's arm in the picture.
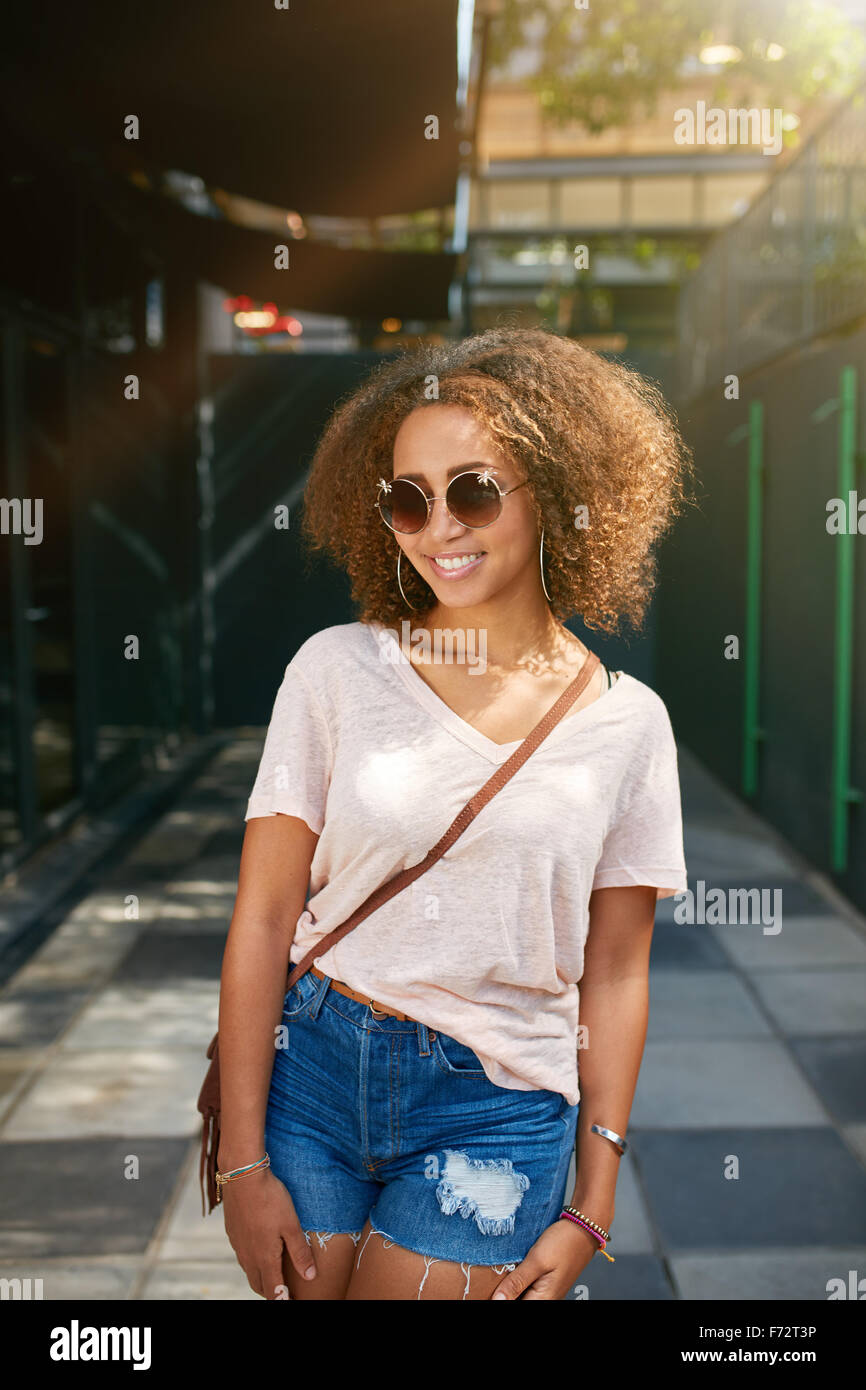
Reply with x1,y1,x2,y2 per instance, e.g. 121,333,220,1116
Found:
216,812,319,1171
568,883,658,1234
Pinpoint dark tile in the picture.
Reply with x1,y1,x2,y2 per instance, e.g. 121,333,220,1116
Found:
0,988,91,1048
788,1037,866,1124
634,1128,866,1250
202,828,245,859
0,1138,189,1257
112,932,226,984
704,878,840,918
566,1253,674,1300
176,788,247,811
650,918,731,969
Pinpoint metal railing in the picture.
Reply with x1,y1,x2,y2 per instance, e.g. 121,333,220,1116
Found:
678,85,866,399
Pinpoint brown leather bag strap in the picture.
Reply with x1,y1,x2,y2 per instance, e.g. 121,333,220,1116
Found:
285,648,600,989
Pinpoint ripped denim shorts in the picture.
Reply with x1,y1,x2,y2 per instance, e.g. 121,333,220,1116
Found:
264,968,580,1272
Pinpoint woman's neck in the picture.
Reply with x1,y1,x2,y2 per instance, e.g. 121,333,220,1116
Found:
420,595,579,674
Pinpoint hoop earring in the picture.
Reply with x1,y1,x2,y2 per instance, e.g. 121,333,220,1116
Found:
539,528,552,603
397,549,420,611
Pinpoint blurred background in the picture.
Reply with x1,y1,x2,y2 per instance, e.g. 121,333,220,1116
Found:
0,1,865,1302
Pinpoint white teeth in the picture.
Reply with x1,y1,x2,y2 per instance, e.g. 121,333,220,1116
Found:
434,553,483,571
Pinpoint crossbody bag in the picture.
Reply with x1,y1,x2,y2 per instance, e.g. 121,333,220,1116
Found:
197,647,601,1214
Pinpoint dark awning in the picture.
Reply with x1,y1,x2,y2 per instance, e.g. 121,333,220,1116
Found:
1,0,460,219
97,176,457,319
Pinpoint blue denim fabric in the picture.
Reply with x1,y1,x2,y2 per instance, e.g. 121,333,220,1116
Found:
264,968,580,1267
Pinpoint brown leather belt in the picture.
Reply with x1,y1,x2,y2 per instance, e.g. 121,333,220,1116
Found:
309,965,426,1027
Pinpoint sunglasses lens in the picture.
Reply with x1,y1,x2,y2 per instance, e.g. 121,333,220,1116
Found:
380,479,427,533
447,473,502,527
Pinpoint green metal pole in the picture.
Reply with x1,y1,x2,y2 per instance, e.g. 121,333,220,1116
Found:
743,400,764,797
830,365,861,870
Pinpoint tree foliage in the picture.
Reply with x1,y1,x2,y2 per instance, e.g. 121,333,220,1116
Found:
489,0,865,136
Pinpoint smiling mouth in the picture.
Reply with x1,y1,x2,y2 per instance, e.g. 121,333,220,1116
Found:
426,551,486,576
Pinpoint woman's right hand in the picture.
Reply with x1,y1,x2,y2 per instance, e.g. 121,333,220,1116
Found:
221,1167,317,1299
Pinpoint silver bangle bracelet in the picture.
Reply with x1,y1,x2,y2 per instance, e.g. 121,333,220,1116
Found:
590,1124,628,1155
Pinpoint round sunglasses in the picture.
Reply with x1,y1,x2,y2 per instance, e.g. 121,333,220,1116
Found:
375,469,528,534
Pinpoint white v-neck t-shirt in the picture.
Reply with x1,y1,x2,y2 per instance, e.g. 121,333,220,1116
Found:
244,620,688,1104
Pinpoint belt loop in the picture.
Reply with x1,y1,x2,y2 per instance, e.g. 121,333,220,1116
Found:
416,1020,431,1056
308,971,331,1020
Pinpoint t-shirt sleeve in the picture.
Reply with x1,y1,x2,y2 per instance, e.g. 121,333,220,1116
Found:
591,697,688,900
244,660,332,835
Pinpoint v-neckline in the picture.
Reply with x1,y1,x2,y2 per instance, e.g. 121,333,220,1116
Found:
369,621,626,764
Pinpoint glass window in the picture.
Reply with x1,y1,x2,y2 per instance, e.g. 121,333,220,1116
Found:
630,177,696,226
559,178,623,228
486,180,552,228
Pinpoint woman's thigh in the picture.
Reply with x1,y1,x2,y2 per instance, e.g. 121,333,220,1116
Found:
345,1221,511,1301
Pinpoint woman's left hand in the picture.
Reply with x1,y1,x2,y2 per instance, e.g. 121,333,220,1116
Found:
489,1218,601,1300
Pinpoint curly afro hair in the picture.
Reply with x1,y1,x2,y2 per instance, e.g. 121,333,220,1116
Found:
302,327,696,635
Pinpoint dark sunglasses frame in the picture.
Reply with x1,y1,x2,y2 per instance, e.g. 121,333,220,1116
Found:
375,469,528,534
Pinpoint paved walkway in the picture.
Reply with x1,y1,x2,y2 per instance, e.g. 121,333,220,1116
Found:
1,734,865,1300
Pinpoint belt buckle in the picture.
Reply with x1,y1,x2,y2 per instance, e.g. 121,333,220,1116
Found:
368,998,390,1019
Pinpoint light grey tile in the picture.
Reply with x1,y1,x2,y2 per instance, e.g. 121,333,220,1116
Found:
709,917,866,970
632,1041,827,1126
1,1048,210,1140
749,970,866,1035
7,918,143,990
0,1260,141,1300
153,898,234,928
671,1248,866,1300
138,1262,260,1300
120,812,231,870
65,891,163,927
58,984,218,1049
647,970,772,1039
157,1149,234,1262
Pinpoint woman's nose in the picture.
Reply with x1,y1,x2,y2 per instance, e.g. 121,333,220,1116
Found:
425,495,465,540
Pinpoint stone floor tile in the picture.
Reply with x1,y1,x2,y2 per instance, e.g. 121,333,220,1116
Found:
0,987,92,1048
0,1138,188,1257
0,1259,141,1300
58,983,218,1050
2,1048,209,1140
0,1050,42,1124
633,1040,828,1126
682,826,796,878
671,1247,866,1300
138,1261,260,1300
749,970,866,1035
635,1128,866,1250
650,919,732,969
109,933,225,985
706,877,848,918
647,970,772,1039
156,1147,233,1262
566,1254,674,1300
709,917,866,971
788,1038,866,1124
842,1124,866,1169
7,918,143,991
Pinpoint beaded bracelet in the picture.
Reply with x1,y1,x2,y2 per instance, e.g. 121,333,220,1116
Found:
215,1153,271,1201
559,1206,615,1262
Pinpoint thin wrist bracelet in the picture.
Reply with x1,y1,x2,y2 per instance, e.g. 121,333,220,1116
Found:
559,1209,615,1262
590,1123,628,1155
215,1153,270,1200
562,1205,610,1242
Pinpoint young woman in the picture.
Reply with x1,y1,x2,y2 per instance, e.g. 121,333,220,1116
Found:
215,327,693,1300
